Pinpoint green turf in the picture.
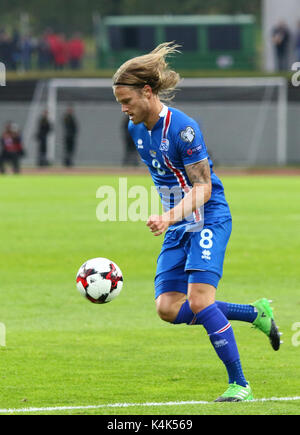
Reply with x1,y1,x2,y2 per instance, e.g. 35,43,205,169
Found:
0,174,299,415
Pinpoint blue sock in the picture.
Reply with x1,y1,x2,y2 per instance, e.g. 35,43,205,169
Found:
173,300,194,324
226,360,247,386
173,301,248,386
216,301,258,323
195,303,247,387
173,300,257,325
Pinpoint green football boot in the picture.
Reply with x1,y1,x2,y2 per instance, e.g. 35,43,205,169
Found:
252,298,281,351
215,382,253,402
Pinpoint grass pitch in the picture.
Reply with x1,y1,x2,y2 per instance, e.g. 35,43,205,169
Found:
0,173,299,415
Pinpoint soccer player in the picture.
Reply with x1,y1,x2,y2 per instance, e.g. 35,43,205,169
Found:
113,43,280,402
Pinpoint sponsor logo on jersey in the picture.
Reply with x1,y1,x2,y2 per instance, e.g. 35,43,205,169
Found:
187,144,202,156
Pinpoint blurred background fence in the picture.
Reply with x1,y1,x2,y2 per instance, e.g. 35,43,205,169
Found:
0,77,299,167
0,0,300,168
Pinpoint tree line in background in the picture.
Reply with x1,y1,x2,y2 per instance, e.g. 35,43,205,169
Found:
1,0,261,35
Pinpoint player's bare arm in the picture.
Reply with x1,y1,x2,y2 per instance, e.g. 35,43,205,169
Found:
147,159,212,236
185,158,211,189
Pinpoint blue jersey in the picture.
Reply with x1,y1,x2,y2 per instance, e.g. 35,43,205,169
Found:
128,105,231,230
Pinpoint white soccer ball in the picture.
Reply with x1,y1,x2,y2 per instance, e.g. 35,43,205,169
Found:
76,258,123,304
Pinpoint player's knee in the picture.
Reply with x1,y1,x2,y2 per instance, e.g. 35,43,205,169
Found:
156,300,178,323
188,299,207,314
188,283,216,314
188,292,213,314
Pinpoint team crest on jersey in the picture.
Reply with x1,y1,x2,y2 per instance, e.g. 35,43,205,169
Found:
159,138,169,152
180,127,195,144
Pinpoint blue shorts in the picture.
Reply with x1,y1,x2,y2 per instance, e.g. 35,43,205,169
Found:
154,219,232,299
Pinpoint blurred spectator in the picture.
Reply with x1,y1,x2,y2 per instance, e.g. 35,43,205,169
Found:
37,31,52,70
0,27,86,72
19,34,34,71
0,29,21,70
0,30,4,58
272,21,291,71
8,30,20,70
0,30,14,70
53,33,69,70
36,110,52,167
122,116,139,166
0,121,24,174
62,105,78,167
68,32,85,69
44,28,59,68
296,21,300,62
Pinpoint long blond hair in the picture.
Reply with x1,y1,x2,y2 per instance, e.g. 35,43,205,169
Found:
113,42,181,101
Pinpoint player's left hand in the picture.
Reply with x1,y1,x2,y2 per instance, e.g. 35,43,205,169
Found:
146,214,170,236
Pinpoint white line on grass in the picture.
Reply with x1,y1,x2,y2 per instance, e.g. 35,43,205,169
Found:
1,396,300,414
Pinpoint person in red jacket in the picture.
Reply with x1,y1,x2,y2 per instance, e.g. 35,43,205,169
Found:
44,28,59,68
53,33,69,69
68,32,85,69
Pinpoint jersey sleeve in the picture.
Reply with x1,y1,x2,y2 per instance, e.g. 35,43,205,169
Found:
175,119,208,166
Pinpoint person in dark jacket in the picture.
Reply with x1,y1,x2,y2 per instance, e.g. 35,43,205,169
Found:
63,106,78,167
295,20,300,62
272,21,291,71
36,110,52,167
122,115,139,166
0,122,24,174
